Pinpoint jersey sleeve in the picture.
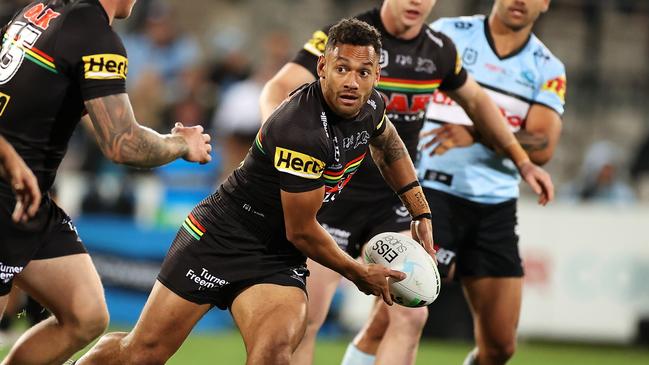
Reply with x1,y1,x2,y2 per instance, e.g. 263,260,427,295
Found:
262,111,330,193
370,90,388,137
291,25,332,78
534,57,566,116
437,33,468,92
429,17,453,34
55,6,127,101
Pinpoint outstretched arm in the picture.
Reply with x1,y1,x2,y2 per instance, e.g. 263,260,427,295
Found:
259,63,316,122
369,119,435,258
0,135,41,222
84,93,211,168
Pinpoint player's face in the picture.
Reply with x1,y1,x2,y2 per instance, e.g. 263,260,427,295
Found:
493,0,550,31
318,44,380,119
115,0,137,19
384,0,436,29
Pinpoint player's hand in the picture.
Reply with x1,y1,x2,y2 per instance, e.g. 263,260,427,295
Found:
411,218,437,264
172,122,212,164
420,124,475,156
1,156,41,223
518,160,554,205
351,264,405,306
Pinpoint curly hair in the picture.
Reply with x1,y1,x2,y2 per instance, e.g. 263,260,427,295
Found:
326,18,382,55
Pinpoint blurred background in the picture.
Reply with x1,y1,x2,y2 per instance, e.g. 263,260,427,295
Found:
1,0,648,363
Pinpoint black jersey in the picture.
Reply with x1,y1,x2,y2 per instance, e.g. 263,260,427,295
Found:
0,0,127,193
293,8,467,200
220,81,386,261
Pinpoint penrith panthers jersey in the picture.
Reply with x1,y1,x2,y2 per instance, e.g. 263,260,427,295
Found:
293,8,467,200
0,0,127,193
419,15,566,204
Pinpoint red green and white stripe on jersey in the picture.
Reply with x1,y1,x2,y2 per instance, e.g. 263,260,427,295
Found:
2,34,57,74
378,77,441,93
322,153,366,190
182,213,206,240
254,132,266,155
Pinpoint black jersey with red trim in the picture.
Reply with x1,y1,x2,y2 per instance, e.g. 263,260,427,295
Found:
292,8,467,199
0,0,127,193
220,80,386,259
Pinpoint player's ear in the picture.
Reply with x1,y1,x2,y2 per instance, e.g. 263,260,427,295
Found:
317,55,326,79
542,0,551,13
374,64,381,87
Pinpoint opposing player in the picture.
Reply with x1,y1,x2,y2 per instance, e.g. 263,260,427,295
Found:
0,0,211,363
353,1,565,364
260,1,553,364
77,18,432,365
0,135,41,223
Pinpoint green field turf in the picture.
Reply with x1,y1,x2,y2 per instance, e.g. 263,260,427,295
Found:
2,330,648,364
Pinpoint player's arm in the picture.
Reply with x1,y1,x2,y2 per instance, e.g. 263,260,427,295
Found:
84,93,211,168
369,119,435,258
445,76,554,204
259,63,317,122
516,104,562,166
281,188,403,305
0,135,41,222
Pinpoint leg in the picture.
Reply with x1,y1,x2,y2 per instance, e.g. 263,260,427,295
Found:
78,280,210,365
374,303,428,365
2,254,108,365
291,259,342,365
462,277,522,365
231,283,308,365
0,294,8,321
341,298,387,365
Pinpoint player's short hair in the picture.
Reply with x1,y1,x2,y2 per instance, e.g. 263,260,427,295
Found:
326,18,382,56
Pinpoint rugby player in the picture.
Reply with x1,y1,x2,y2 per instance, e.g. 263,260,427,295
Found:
260,1,554,364
77,18,433,365
0,0,211,363
352,1,565,364
0,135,40,223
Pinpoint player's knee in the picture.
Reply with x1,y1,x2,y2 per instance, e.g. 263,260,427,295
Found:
68,300,109,343
390,306,428,332
124,339,174,365
248,337,293,365
483,340,516,363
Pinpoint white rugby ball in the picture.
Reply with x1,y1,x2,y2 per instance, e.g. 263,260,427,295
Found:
363,232,441,307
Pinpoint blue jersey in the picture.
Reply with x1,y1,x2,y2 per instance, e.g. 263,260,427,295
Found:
417,15,566,204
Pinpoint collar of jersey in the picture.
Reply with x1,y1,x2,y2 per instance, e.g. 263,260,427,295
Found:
483,17,532,60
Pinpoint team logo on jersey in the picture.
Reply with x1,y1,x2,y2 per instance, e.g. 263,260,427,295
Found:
542,75,567,103
82,54,128,80
415,57,436,74
304,30,328,57
379,49,389,68
274,147,325,179
0,93,10,117
462,48,478,66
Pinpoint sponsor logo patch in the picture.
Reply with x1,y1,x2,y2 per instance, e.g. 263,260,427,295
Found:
82,53,128,80
274,147,325,179
542,75,567,103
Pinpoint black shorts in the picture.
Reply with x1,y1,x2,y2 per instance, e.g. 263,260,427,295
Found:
0,191,87,295
157,192,308,310
425,188,523,278
317,192,411,258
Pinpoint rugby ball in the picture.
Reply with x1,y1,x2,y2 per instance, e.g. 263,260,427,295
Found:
363,232,441,307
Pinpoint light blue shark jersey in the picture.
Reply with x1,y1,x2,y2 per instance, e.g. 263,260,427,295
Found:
418,15,566,204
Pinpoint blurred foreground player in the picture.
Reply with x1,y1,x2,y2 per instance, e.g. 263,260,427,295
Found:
0,0,211,363
353,1,565,365
78,18,433,365
261,1,554,364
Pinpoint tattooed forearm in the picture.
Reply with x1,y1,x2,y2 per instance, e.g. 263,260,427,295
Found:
515,130,549,152
84,94,188,168
369,120,408,168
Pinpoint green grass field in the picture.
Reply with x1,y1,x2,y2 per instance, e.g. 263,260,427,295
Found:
2,330,648,364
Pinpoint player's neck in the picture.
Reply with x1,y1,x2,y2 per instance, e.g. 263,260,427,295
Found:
98,0,116,24
487,14,533,57
380,8,422,40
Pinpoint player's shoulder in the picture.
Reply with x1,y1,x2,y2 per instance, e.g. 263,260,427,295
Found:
268,83,324,132
430,14,485,35
528,34,565,75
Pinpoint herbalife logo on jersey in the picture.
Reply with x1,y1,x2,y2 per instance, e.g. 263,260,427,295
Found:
0,262,23,284
274,147,325,179
82,54,128,80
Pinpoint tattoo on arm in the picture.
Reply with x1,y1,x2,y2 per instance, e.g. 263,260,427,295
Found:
370,120,408,168
84,94,187,168
515,130,549,152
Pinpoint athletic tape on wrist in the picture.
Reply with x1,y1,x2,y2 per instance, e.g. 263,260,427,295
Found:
397,181,431,219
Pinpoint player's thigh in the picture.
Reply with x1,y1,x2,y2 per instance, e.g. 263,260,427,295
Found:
231,283,308,352
14,253,105,321
123,280,211,353
0,294,7,319
462,277,522,342
305,258,342,326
